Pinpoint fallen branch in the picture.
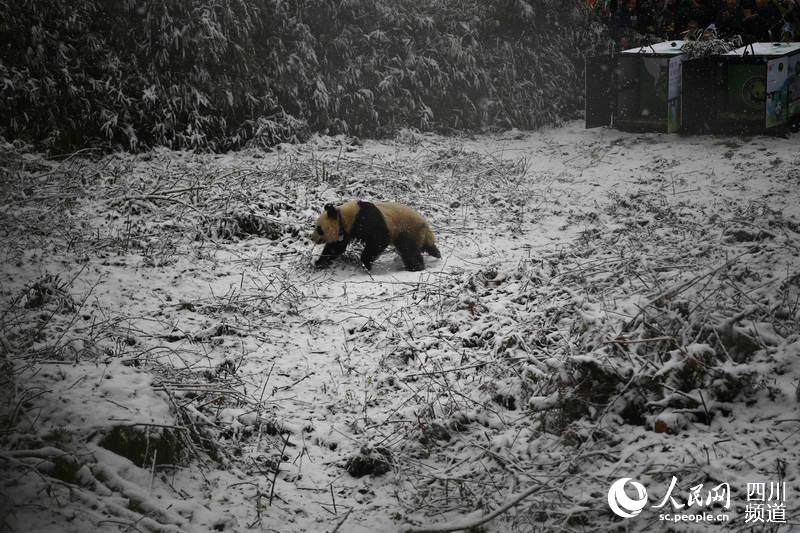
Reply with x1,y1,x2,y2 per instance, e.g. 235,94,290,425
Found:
400,361,489,379
404,485,555,533
331,508,352,533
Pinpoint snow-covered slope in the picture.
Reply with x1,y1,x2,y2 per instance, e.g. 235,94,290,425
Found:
2,123,799,532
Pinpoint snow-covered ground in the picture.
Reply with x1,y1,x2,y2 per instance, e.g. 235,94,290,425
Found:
2,122,799,532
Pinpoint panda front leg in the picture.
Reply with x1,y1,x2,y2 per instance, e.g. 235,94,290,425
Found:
315,240,348,268
395,234,425,271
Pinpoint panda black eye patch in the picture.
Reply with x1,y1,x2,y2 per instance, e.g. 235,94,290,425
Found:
316,226,323,234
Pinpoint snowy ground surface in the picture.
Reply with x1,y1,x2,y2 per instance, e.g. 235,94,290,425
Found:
2,122,800,533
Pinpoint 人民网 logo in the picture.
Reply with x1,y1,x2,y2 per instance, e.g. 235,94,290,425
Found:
605,476,785,524
608,478,648,518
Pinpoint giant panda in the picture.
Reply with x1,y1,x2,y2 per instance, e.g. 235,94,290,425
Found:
309,200,440,271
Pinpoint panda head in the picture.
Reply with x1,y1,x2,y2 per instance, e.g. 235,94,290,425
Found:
310,203,343,244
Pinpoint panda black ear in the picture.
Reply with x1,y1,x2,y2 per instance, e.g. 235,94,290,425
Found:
324,204,338,218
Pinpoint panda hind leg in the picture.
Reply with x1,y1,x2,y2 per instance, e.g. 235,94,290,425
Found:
360,240,388,271
423,243,441,258
396,234,425,271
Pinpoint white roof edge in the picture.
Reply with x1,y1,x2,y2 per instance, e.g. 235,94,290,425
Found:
621,41,686,55
727,42,800,56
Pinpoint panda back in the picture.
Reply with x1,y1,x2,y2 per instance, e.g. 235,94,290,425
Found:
375,202,428,241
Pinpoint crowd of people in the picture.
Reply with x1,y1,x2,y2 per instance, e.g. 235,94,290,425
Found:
588,0,800,48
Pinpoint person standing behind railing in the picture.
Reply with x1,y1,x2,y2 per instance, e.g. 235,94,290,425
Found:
774,0,800,40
